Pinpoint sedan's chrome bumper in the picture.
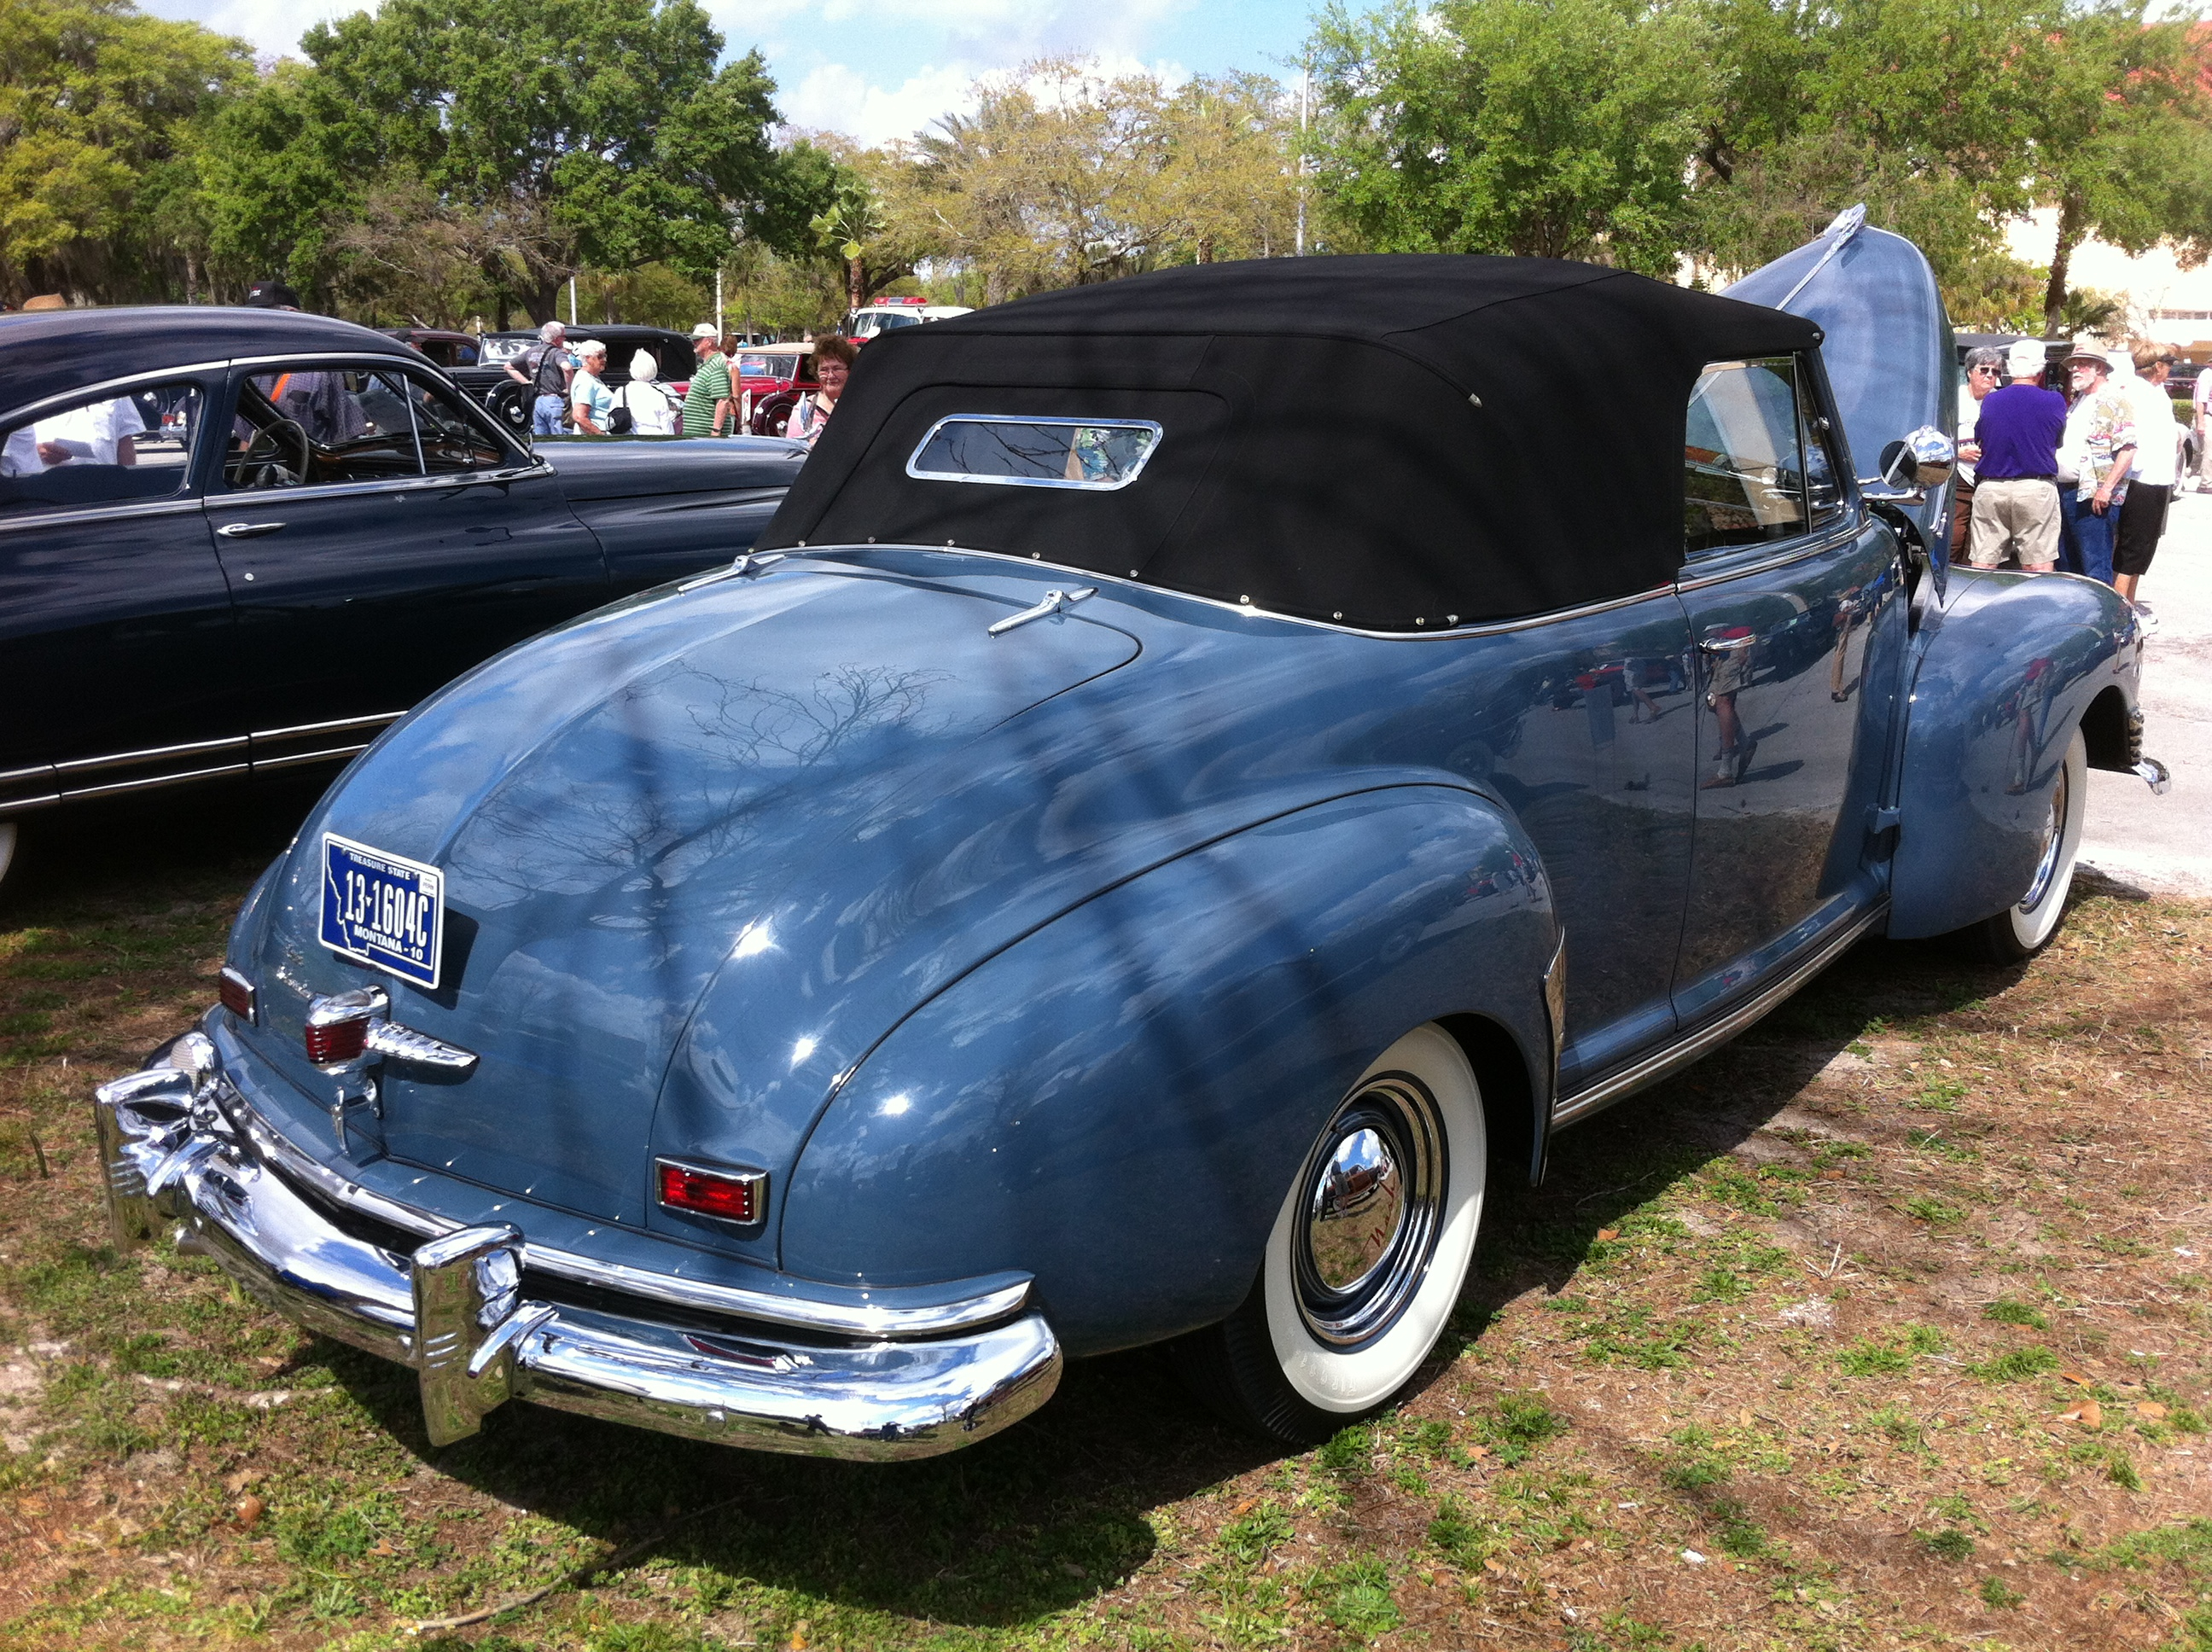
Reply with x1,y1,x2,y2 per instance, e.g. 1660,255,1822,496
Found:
92,1038,1061,1459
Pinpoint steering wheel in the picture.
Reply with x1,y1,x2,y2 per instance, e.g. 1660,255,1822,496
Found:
234,419,311,488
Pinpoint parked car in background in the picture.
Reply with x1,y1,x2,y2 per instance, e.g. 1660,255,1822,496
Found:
847,297,974,340
0,305,804,887
378,327,481,370
458,325,696,433
737,341,817,435
97,213,2166,1465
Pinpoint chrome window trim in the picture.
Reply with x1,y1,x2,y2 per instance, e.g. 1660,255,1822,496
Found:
1674,517,1867,593
218,463,555,504
0,358,234,429
1550,902,1886,1130
905,415,1165,492
799,543,1680,641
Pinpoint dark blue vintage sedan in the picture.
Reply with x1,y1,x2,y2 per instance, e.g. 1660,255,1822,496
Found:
0,306,801,886
96,215,2167,1459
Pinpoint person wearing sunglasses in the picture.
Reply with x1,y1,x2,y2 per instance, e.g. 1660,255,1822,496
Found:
1951,347,2006,561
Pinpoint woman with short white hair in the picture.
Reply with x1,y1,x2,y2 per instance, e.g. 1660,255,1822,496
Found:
616,348,679,435
569,340,614,436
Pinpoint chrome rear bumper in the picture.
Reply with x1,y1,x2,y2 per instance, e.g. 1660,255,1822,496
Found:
93,1037,1061,1459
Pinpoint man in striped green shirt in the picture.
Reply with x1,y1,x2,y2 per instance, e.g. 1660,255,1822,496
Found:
682,323,734,437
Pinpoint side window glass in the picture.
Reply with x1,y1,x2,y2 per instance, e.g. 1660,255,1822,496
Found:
228,368,424,491
400,372,509,474
0,382,202,517
1684,357,1807,556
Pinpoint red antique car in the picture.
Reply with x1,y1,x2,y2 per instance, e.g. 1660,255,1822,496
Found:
737,343,817,436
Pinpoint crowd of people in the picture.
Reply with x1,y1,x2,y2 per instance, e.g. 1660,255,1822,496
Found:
1953,335,2194,626
503,319,855,446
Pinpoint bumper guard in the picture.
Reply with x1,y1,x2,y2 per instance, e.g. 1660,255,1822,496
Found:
93,1034,1062,1459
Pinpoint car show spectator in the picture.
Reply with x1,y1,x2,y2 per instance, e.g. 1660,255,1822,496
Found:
241,279,301,310
2,394,144,474
510,321,573,436
1952,346,2005,561
683,324,735,437
569,341,614,435
2113,342,2180,614
1966,339,2068,573
2055,346,2136,586
616,348,680,435
784,334,854,449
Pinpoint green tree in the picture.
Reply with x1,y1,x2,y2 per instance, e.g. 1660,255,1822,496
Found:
1307,0,1720,274
0,0,251,302
201,0,798,320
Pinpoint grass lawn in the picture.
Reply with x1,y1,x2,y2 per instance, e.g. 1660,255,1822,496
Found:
0,781,2207,1651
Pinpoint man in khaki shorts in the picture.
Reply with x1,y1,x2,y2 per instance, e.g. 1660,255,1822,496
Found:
1967,339,2068,572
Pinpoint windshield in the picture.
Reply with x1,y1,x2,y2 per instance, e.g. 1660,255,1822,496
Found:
479,337,532,364
736,353,800,381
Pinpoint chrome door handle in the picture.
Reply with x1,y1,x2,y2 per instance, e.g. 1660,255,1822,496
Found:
216,521,287,538
1697,636,1755,654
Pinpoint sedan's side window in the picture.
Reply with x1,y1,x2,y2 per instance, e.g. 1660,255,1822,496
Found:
1685,357,1809,556
0,381,203,517
228,367,425,491
397,371,511,474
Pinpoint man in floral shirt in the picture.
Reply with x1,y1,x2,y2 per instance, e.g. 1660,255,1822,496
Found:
2055,347,2136,586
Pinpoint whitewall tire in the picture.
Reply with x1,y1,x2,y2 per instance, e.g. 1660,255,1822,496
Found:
1953,728,2087,963
1171,1023,1487,1444
0,822,15,889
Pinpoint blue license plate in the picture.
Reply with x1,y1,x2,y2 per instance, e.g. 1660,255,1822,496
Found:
320,834,445,989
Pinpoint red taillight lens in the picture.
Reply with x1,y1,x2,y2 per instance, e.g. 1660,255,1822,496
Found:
656,1160,765,1224
218,966,257,1024
304,1016,370,1065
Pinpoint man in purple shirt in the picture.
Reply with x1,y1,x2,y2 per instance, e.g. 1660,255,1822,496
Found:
1967,339,2068,573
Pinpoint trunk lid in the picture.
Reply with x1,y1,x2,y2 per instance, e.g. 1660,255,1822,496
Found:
237,562,1138,1228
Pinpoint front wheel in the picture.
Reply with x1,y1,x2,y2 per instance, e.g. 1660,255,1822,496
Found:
1169,1023,1487,1446
1950,727,2087,963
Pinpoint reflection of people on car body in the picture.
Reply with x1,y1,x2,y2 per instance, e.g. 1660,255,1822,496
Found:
784,334,854,449
1829,583,1865,702
1700,624,1757,788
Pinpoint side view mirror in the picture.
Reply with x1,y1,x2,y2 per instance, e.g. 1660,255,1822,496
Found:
1871,426,1955,496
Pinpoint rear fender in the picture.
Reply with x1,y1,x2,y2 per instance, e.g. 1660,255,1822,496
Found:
1889,573,2141,939
777,787,1556,1357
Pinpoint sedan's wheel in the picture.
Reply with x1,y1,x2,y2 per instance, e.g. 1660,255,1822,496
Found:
1951,727,2087,963
1170,1024,1487,1445
0,822,15,888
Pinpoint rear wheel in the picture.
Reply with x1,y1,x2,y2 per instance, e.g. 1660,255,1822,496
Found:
0,822,15,890
1950,728,2087,963
1170,1024,1487,1446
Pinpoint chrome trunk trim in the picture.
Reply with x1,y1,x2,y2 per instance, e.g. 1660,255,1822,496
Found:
1550,905,1886,1130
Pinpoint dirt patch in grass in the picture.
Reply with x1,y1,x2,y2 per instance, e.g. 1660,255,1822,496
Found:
0,792,2207,1649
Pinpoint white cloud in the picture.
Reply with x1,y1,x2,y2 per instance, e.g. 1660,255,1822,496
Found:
781,60,981,146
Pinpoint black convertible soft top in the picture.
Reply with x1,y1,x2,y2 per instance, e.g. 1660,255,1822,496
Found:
760,256,1821,631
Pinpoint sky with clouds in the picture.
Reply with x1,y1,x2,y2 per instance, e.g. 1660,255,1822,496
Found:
137,0,1318,148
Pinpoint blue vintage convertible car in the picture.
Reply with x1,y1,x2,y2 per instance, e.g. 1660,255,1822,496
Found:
0,306,800,887
96,214,2167,1458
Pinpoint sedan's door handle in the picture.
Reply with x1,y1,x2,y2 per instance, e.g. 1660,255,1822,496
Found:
1697,635,1755,654
217,521,288,538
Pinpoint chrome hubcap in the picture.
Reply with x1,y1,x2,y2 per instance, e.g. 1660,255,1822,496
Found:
1294,1077,1447,1347
2020,764,2069,913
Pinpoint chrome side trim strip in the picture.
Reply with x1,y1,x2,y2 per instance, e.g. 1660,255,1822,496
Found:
55,735,248,776
200,1047,1034,1339
1550,904,1886,1131
250,743,375,772
799,543,1681,643
59,762,252,801
0,497,211,536
248,712,404,742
